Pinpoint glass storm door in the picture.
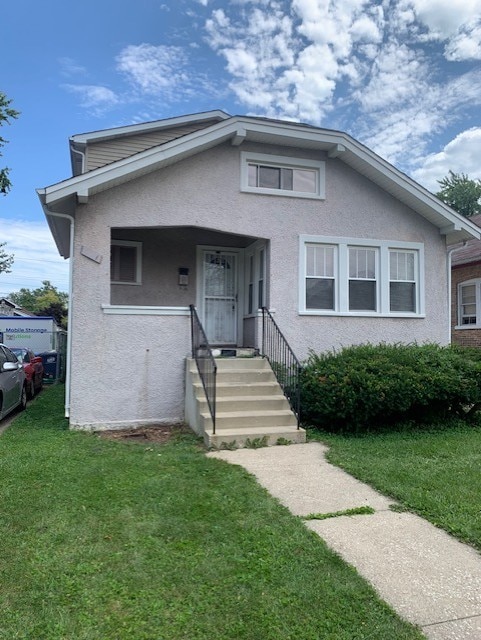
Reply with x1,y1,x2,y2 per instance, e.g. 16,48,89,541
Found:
203,251,237,344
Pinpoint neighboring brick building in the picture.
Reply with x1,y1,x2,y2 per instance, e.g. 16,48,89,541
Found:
451,214,481,347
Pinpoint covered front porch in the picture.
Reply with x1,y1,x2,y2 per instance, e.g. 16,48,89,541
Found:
109,225,269,349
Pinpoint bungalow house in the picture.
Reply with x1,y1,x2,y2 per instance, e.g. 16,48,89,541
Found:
451,214,481,347
37,110,480,445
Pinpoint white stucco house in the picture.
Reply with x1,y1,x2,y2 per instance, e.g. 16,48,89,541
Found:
37,110,480,441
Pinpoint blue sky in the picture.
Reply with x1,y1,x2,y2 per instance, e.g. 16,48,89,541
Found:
1,0,480,296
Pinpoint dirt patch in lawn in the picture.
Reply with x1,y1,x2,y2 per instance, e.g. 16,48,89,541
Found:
97,424,192,445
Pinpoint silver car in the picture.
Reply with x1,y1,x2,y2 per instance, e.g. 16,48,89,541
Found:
0,344,27,420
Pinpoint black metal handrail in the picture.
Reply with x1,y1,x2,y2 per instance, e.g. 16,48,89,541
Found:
190,305,217,433
261,307,302,427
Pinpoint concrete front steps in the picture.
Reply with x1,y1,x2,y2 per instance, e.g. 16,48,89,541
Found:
185,355,306,448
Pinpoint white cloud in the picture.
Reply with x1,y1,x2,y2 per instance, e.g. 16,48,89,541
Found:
203,0,414,124
356,67,481,167
412,128,481,192
0,219,69,297
63,84,119,114
58,57,87,78
205,5,303,118
410,0,480,38
408,0,481,61
116,44,189,95
353,42,426,112
445,21,481,60
351,15,383,43
206,0,478,167
114,43,221,106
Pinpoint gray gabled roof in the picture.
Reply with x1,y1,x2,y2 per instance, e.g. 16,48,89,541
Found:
38,111,481,258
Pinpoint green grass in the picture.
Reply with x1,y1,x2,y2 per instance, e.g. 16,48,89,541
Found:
303,506,375,521
309,421,481,550
0,386,424,640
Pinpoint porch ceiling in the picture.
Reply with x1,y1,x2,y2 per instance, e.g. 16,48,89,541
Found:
111,226,262,248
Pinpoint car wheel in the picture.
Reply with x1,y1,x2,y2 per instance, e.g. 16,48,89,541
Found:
28,379,35,399
20,385,27,411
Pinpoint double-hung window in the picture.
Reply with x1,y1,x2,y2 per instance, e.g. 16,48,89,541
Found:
349,247,377,311
300,236,424,316
458,280,481,326
111,240,142,285
389,250,416,312
305,244,336,310
241,152,325,199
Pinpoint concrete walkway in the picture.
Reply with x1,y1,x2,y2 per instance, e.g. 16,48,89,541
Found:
208,442,481,640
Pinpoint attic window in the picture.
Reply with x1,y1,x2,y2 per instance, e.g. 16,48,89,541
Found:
241,152,325,199
111,240,142,285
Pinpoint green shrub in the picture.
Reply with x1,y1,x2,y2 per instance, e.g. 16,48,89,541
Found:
301,343,481,433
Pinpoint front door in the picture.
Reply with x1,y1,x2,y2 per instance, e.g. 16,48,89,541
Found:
202,250,238,344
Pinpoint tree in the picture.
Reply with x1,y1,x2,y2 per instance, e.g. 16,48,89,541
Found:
9,281,68,328
0,241,14,273
436,171,481,218
0,92,20,195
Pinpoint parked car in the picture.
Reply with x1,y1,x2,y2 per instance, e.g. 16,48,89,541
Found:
0,344,27,420
11,348,44,398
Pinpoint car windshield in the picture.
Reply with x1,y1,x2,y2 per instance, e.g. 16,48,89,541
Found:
10,349,24,363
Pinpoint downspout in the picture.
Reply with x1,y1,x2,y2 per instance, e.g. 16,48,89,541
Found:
44,211,74,419
70,144,86,175
447,242,467,344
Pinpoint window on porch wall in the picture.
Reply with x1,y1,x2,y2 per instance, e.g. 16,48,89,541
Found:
248,254,254,314
111,240,142,284
258,247,265,309
245,245,267,314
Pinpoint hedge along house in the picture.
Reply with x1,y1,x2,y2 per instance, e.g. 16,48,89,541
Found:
38,110,480,444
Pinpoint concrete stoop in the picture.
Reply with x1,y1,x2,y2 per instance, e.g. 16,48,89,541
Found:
185,356,305,448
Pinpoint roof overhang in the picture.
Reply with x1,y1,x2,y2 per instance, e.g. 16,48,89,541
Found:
40,114,481,258
69,109,231,175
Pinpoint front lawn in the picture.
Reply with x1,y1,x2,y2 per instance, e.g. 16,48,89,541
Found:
314,421,481,551
0,386,423,640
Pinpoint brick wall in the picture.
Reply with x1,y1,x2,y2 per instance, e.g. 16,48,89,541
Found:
451,261,481,347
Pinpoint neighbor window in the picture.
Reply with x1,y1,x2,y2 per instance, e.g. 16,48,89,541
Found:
458,280,481,326
111,240,142,284
300,236,424,316
241,152,325,199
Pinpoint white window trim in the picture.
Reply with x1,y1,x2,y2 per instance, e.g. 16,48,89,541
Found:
456,279,481,329
241,151,325,199
299,235,425,317
111,240,142,285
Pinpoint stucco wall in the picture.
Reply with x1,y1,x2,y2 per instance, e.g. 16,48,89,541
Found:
70,140,450,428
